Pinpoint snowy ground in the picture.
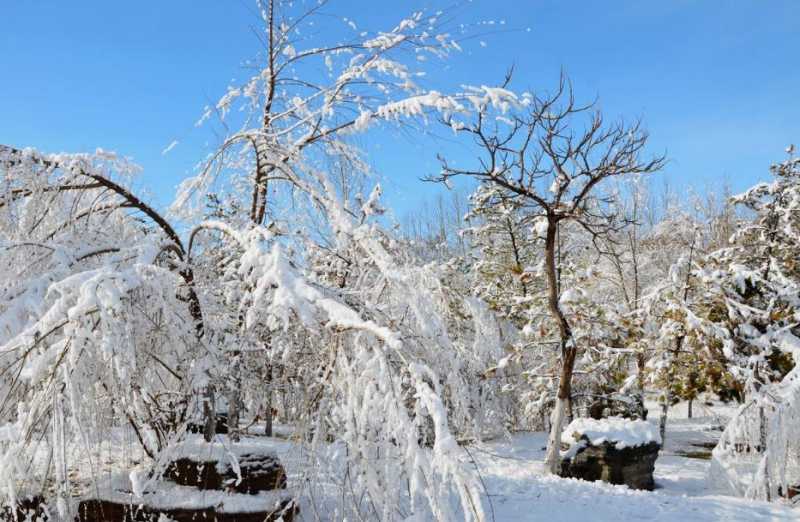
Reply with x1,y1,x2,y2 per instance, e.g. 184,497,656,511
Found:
466,401,799,521
35,402,797,521
245,402,800,521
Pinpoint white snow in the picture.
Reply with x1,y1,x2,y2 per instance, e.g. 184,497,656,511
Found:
532,216,549,238
161,140,179,155
561,416,662,449
468,405,798,522
93,475,292,514
164,436,279,464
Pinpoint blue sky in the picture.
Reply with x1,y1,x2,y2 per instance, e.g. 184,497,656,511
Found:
2,1,798,219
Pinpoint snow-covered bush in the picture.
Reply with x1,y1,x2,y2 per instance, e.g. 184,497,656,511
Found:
707,149,800,502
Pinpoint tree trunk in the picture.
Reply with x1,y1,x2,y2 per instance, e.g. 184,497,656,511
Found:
203,385,216,442
636,352,646,393
228,350,242,442
544,396,567,473
687,398,693,419
635,352,647,420
658,390,670,446
542,219,576,474
566,393,574,424
264,362,274,437
661,333,686,446
543,346,578,473
759,404,771,499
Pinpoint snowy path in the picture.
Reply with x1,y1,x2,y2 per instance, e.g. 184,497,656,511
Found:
469,410,799,522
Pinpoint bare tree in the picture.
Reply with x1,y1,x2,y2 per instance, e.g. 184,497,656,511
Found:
402,187,472,261
428,74,665,473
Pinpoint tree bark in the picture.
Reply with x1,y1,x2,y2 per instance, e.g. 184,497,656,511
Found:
566,394,574,424
543,219,577,474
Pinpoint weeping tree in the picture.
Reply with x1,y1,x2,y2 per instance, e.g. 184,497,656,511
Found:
0,147,210,516
429,74,665,473
0,1,519,518
174,0,477,440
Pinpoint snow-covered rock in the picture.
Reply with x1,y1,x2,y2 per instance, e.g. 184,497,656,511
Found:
559,417,662,490
76,483,295,522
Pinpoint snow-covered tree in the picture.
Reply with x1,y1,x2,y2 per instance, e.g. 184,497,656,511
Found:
465,184,542,328
0,146,207,516
429,74,665,473
0,2,524,519
701,147,800,501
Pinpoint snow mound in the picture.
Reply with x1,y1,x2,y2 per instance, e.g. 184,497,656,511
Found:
562,417,661,449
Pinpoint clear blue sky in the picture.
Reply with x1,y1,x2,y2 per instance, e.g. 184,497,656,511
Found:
2,1,798,217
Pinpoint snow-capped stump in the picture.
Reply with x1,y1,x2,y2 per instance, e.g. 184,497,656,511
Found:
162,438,288,494
558,417,662,490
